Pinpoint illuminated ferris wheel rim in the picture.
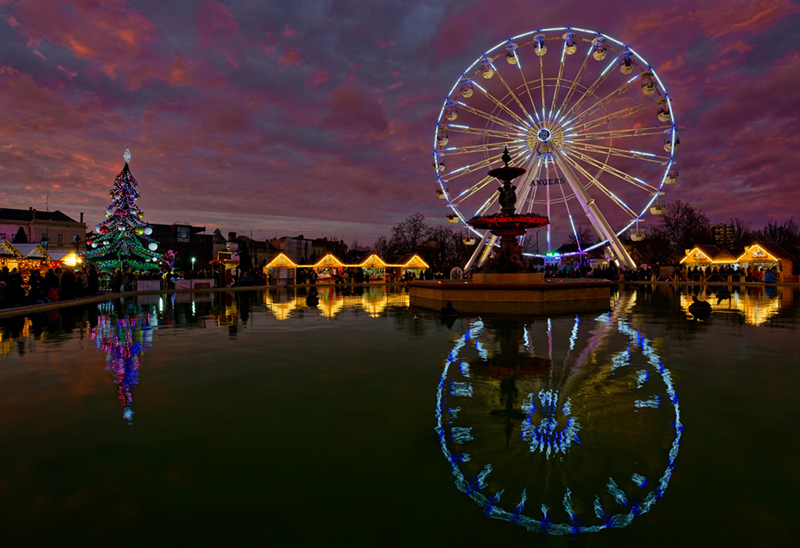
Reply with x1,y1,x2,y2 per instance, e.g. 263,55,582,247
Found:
433,26,679,259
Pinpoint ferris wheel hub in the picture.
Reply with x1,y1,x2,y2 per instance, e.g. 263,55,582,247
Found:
526,121,565,153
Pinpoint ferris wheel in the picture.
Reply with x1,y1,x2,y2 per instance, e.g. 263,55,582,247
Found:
433,27,679,269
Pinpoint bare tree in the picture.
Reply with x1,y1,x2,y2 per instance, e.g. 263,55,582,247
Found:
728,218,754,255
658,200,711,260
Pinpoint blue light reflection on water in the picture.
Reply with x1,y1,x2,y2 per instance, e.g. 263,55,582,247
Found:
434,308,683,535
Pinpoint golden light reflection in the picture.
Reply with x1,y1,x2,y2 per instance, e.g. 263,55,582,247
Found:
680,287,791,325
264,289,299,320
262,287,410,320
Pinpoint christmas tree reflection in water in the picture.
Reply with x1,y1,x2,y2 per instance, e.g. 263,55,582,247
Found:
435,294,681,535
91,302,158,423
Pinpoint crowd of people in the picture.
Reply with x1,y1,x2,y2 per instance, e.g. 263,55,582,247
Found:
0,258,788,310
0,265,100,308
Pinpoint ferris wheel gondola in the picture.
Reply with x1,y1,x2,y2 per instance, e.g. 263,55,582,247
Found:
433,27,679,269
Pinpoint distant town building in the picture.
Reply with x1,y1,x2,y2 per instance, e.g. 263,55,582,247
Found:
268,235,347,264
149,222,214,272
0,207,87,252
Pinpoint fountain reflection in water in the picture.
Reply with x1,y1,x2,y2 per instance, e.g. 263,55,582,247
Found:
435,292,682,535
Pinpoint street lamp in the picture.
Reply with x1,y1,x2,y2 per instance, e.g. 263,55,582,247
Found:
191,257,196,273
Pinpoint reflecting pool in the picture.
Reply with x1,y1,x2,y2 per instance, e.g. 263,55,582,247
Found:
0,285,798,546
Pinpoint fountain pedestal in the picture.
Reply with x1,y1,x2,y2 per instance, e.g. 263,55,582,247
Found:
409,148,612,315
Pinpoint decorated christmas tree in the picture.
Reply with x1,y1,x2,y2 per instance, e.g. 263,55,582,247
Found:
85,148,161,270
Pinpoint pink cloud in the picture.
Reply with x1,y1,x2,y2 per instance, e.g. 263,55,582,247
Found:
380,41,395,48
321,83,390,138
279,47,303,70
282,24,297,37
33,49,46,60
197,1,239,47
10,0,158,82
308,70,330,86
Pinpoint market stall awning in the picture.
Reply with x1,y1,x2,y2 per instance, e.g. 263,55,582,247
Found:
313,253,346,269
358,253,388,268
0,240,23,258
265,252,298,269
389,253,430,269
680,245,735,265
736,242,795,264
14,243,51,261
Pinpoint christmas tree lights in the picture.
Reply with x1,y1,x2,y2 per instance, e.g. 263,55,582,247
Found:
84,148,161,270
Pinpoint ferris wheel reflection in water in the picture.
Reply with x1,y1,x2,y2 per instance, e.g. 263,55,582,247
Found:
435,292,681,535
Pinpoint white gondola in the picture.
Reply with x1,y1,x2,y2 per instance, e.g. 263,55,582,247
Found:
480,58,494,79
620,55,634,74
657,98,671,122
650,192,665,215
463,235,476,245
445,103,458,121
641,71,656,95
663,133,680,152
447,213,459,224
436,187,447,199
666,168,679,185
460,81,473,98
563,32,577,55
631,222,646,241
592,36,607,60
534,34,547,56
437,129,449,147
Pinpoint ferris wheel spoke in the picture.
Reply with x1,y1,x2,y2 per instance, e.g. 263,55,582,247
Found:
573,97,659,132
511,152,542,213
561,54,621,122
538,55,547,119
439,140,520,157
520,158,544,214
565,142,670,164
486,60,540,127
571,126,666,142
563,148,659,193
560,154,639,218
557,43,593,116
471,79,533,128
443,153,509,181
449,174,496,206
456,101,531,134
446,124,525,143
551,160,584,251
566,76,642,127
549,41,569,119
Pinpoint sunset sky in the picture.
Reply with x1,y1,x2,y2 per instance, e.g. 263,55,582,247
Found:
1,0,799,246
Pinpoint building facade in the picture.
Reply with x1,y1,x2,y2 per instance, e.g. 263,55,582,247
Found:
149,223,214,273
0,207,87,253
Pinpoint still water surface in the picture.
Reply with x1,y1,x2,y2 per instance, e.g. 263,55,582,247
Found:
0,285,797,546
